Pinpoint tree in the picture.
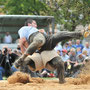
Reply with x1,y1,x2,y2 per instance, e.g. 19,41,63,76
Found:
42,0,90,31
0,0,90,31
1,0,48,15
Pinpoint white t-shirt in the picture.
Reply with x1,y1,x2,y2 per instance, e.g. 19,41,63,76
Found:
4,35,12,44
18,26,38,40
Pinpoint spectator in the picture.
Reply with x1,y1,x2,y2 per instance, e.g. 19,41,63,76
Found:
82,50,90,62
68,40,75,51
3,32,12,44
82,50,88,57
76,47,82,55
68,48,77,74
73,53,85,73
13,49,22,57
54,43,62,56
0,46,18,80
83,42,90,56
63,42,70,52
61,49,69,71
71,53,86,78
74,39,84,52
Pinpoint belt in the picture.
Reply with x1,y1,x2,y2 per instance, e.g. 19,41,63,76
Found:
29,31,39,40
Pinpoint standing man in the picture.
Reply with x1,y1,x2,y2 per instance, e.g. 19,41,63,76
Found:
3,32,12,44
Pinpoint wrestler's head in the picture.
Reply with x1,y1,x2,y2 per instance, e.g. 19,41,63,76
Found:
25,19,37,28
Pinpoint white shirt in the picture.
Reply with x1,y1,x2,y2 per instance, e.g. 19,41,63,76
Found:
18,26,38,40
83,47,90,56
4,35,12,44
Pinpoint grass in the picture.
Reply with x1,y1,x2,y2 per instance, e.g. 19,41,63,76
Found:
42,77,58,80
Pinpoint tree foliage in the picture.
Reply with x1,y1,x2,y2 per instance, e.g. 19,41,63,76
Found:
0,0,90,31
2,0,49,15
43,0,90,31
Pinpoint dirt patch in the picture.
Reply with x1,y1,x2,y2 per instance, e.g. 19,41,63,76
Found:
7,61,90,85
7,71,44,84
67,61,90,85
0,79,90,90
67,74,90,85
0,61,89,90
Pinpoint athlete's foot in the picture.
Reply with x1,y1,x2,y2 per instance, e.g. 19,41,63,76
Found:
14,53,28,68
59,80,66,84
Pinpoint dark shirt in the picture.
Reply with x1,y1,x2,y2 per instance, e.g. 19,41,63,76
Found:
69,54,77,62
76,55,85,63
0,53,18,69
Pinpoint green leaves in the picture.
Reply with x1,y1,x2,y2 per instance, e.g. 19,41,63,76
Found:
0,0,90,31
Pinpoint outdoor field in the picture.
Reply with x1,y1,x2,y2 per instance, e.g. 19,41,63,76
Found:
0,77,90,90
0,1,90,90
0,61,90,90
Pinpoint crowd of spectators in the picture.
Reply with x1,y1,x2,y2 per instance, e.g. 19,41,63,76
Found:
0,45,21,80
54,39,90,77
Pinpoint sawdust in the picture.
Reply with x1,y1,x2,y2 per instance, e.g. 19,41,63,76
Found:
67,61,90,85
7,71,44,84
0,61,89,90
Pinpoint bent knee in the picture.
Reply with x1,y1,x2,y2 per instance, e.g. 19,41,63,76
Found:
48,57,64,69
33,39,45,47
37,39,45,45
50,57,64,65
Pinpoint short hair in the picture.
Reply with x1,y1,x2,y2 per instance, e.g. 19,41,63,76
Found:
82,50,87,55
24,18,33,26
70,48,76,52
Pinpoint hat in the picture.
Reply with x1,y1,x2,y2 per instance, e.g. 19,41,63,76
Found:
62,49,67,53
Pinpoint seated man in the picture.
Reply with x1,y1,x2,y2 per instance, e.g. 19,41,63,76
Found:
67,48,77,75
61,49,69,71
70,53,86,78
74,53,86,72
